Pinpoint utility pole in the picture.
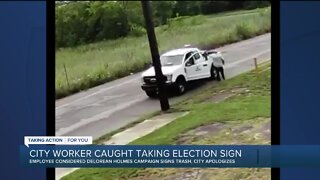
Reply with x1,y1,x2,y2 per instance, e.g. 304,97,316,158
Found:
141,1,170,111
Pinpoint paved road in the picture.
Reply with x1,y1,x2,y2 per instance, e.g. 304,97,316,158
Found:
55,33,271,139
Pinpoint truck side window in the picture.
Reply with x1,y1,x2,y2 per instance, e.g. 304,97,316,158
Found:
185,52,192,62
186,57,195,66
194,53,200,61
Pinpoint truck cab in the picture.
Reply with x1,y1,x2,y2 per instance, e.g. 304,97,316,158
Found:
141,47,223,97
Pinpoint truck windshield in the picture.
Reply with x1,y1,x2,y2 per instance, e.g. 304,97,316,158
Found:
160,55,184,66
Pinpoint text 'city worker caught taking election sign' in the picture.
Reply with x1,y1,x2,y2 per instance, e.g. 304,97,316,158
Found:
20,140,320,168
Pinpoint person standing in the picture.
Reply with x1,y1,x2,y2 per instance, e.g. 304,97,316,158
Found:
213,55,225,81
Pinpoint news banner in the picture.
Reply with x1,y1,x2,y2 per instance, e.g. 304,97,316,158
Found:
20,136,320,168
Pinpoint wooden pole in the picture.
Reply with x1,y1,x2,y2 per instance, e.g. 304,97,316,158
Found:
63,63,70,89
254,58,258,70
141,1,170,111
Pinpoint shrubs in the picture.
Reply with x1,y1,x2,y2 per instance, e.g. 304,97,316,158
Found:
128,24,146,37
234,8,271,41
235,23,254,40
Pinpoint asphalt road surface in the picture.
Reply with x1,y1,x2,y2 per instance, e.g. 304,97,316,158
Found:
55,33,271,139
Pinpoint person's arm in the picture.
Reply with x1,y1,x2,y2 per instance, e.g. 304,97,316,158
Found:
218,52,225,65
221,57,225,65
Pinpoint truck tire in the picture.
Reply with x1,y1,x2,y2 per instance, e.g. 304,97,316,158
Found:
145,91,157,98
209,65,216,81
175,78,186,95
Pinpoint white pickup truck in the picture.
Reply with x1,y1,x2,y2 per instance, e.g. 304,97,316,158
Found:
141,47,224,97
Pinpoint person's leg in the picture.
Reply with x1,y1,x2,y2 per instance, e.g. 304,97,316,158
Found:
213,66,219,80
216,68,221,81
220,67,225,80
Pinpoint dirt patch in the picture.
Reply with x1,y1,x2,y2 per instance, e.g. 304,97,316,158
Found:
177,123,225,144
208,93,234,103
259,121,271,139
199,168,270,180
232,125,254,133
193,123,225,135
178,117,271,145
173,169,201,180
231,87,248,93
207,87,249,103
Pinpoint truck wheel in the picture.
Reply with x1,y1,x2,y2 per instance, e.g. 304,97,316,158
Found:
145,91,157,98
176,79,186,95
209,66,216,81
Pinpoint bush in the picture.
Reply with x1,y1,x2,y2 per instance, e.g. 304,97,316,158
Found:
243,1,271,10
200,1,231,14
128,24,146,37
56,1,130,48
235,23,254,40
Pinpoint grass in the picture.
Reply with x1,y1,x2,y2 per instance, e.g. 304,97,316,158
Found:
56,7,271,99
93,110,161,145
62,62,271,180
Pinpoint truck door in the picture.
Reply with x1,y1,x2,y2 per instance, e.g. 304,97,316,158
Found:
193,52,210,78
184,53,198,81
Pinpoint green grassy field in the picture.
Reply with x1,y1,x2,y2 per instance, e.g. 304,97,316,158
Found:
56,7,270,99
62,62,271,180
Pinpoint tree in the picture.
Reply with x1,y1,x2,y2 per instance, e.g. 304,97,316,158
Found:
151,1,176,26
86,1,129,41
199,1,230,14
55,2,89,47
173,1,201,17
243,1,271,10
